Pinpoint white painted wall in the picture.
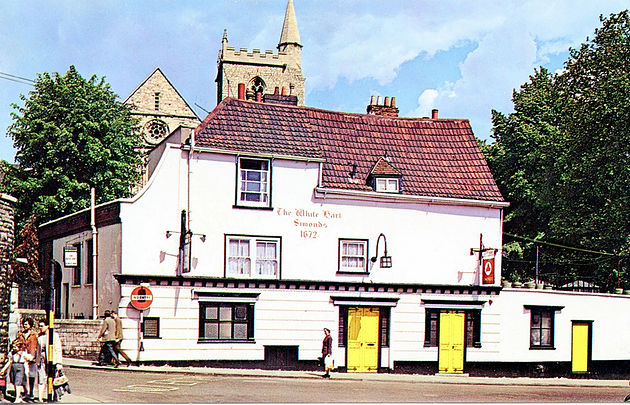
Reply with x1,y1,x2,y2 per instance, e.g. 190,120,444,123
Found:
53,223,121,318
119,145,503,287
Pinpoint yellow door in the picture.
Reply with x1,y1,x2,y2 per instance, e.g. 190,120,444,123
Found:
572,322,590,373
347,307,380,372
438,311,465,373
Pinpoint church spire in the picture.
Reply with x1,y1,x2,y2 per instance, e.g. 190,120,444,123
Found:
278,0,302,50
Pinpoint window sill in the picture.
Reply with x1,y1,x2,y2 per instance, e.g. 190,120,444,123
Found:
529,346,556,350
71,284,82,288
143,336,161,340
336,271,369,276
232,205,273,211
198,339,256,344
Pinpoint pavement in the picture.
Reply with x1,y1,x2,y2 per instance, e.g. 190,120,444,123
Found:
6,358,625,403
61,357,630,387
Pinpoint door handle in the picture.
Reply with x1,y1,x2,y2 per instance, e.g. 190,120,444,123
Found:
367,343,375,347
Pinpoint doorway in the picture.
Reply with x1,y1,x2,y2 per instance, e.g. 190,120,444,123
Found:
571,321,592,373
438,310,465,373
346,307,379,372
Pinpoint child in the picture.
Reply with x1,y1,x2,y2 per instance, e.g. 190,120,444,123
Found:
5,341,27,403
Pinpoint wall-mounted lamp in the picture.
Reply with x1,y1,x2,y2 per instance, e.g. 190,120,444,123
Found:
166,231,172,239
370,233,392,268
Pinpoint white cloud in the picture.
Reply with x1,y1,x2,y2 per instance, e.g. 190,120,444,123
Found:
414,89,439,118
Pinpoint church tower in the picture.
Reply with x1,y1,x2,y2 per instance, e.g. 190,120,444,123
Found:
216,0,305,106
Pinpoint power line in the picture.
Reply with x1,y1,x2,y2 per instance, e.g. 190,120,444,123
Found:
0,71,34,86
503,232,617,257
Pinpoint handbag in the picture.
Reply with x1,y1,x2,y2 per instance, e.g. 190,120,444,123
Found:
324,355,334,370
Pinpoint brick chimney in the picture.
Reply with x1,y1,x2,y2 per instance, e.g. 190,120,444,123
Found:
367,96,399,117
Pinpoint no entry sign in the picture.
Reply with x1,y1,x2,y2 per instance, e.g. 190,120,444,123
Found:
130,285,153,310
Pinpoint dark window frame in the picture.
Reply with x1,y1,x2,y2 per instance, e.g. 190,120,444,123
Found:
142,317,160,339
72,243,81,286
424,308,481,348
234,157,272,209
198,301,255,343
85,239,93,285
528,306,556,349
337,238,369,274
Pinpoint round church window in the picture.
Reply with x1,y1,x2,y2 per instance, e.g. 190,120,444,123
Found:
144,120,169,144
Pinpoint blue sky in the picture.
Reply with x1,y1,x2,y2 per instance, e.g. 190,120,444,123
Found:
0,1,627,163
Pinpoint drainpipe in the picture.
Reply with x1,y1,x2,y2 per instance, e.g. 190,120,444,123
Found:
91,187,98,319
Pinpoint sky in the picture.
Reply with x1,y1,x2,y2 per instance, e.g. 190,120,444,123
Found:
0,0,628,163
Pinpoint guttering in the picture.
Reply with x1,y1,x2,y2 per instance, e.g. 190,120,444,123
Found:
314,187,510,208
182,145,325,163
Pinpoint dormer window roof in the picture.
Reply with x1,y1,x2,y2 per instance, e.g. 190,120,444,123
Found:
368,157,402,193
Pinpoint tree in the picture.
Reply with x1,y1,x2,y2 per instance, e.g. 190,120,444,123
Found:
12,214,40,285
484,11,630,289
3,65,143,229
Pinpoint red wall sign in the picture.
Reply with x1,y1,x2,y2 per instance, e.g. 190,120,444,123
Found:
130,285,153,311
482,257,495,285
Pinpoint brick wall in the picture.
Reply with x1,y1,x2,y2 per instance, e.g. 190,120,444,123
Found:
56,319,101,361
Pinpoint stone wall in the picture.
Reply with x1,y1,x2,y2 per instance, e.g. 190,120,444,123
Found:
0,194,16,362
55,319,101,361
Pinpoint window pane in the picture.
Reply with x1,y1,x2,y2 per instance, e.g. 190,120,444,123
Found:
531,329,540,346
246,171,261,181
219,306,232,320
205,323,218,339
234,323,248,339
541,329,551,346
234,305,248,320
219,323,232,339
541,313,551,328
205,306,218,320
532,313,541,327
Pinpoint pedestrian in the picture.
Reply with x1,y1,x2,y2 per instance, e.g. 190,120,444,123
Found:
111,311,133,366
37,320,63,402
7,340,27,403
21,318,40,401
97,311,120,367
321,328,333,378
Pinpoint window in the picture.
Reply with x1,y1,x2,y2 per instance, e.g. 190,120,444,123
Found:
226,235,280,278
154,92,160,111
144,119,169,143
142,317,160,339
86,239,93,285
338,239,368,273
375,178,400,193
530,307,555,349
424,309,481,348
72,243,81,286
237,158,270,208
199,302,254,342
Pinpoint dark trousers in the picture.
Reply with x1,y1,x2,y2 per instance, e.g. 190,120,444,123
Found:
114,341,132,364
98,341,119,365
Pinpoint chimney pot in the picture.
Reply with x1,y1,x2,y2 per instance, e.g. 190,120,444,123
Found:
376,96,382,106
384,96,390,107
238,83,245,100
281,86,288,96
391,97,396,108
432,109,439,119
274,87,279,95
370,95,375,105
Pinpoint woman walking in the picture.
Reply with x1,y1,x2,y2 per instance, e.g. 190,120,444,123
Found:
321,328,333,378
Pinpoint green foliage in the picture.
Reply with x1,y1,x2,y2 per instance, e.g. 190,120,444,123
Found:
3,65,143,229
484,11,630,290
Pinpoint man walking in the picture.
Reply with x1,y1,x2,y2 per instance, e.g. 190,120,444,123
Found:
112,311,133,366
97,311,120,367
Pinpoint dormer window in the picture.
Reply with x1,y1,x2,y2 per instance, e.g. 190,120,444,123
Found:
236,157,271,208
368,156,402,194
376,178,400,193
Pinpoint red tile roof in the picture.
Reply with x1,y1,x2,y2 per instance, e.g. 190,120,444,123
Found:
195,98,504,202
369,157,402,176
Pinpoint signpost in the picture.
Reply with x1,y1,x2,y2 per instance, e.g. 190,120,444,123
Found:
130,285,153,361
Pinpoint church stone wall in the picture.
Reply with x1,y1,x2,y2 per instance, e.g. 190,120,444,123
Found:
0,194,16,362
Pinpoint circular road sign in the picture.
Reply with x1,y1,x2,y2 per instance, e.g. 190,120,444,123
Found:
130,285,153,311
